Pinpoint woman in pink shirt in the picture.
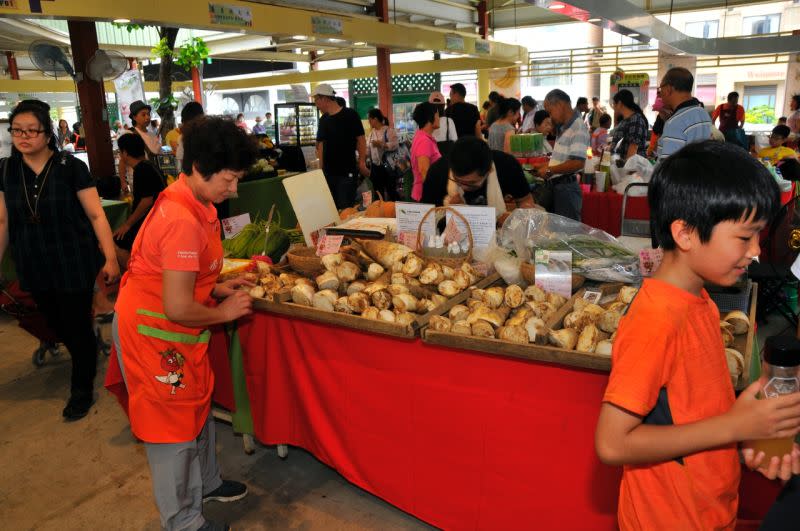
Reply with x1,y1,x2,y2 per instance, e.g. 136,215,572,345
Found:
410,102,442,201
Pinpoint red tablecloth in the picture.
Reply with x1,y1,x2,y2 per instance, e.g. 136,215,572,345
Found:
581,188,794,238
205,312,780,531
581,191,650,237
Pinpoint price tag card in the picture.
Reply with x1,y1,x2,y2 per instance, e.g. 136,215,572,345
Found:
221,213,251,239
446,205,496,251
396,202,435,243
534,250,573,299
582,290,602,304
639,247,664,277
398,231,420,251
316,233,344,256
362,191,373,208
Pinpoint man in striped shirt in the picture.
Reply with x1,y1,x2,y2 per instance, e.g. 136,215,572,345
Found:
657,67,711,161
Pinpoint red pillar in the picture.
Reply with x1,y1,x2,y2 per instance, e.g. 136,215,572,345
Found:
477,1,489,40
67,21,115,180
6,52,19,80
191,66,203,103
375,0,393,123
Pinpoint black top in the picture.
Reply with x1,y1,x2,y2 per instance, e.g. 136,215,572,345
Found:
446,102,481,138
0,151,103,292
316,107,365,178
118,160,166,251
420,150,530,206
611,113,649,158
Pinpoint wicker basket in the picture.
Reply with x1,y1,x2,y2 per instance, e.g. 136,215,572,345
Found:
414,206,474,268
286,246,324,277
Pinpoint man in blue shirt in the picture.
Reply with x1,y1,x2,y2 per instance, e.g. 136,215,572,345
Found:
657,67,712,160
535,89,590,221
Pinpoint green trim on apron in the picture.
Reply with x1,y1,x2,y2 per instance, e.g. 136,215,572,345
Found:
137,325,211,344
136,309,169,320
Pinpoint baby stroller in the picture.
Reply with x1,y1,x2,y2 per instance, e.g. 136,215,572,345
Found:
0,280,110,367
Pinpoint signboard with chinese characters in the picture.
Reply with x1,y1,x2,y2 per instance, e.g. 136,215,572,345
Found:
475,40,491,55
209,3,253,27
445,34,465,53
312,16,343,36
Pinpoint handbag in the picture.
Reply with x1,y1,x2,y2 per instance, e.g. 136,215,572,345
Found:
382,129,411,178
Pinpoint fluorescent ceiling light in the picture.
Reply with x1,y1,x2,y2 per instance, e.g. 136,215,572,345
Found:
328,38,345,43
588,18,601,22
291,35,308,40
354,41,367,46
549,3,566,9
514,60,523,64
629,33,640,37
113,18,131,24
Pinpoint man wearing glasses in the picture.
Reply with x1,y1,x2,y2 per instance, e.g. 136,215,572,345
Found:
656,67,712,161
420,136,534,226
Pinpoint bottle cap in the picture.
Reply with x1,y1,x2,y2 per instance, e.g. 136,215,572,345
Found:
763,335,800,368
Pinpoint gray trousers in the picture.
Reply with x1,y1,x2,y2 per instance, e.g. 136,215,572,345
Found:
112,316,223,531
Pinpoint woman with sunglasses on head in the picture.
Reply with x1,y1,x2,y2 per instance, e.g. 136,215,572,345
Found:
0,99,120,421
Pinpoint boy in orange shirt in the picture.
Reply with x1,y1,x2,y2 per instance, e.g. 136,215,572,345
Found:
596,140,800,530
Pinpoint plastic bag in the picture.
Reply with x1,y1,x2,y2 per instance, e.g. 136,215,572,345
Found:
623,155,654,182
498,209,641,283
612,175,647,195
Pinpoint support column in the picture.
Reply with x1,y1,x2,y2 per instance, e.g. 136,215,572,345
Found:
67,21,115,180
585,24,602,102
5,52,19,80
477,1,489,40
375,0,393,123
782,31,800,117
191,66,203,103
478,69,490,106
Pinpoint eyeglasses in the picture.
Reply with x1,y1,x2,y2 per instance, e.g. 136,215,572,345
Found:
449,172,489,190
8,128,45,138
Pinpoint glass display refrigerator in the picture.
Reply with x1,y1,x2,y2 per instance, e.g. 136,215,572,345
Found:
274,102,319,147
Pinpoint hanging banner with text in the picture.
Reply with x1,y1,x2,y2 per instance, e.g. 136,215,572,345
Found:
113,68,146,128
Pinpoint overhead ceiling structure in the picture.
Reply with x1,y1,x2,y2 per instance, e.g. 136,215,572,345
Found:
0,0,524,65
487,0,796,29
516,0,800,55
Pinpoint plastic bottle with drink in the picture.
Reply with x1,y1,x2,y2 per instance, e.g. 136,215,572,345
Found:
744,335,800,461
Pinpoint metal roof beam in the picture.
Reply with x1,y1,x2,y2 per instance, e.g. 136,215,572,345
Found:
0,0,525,62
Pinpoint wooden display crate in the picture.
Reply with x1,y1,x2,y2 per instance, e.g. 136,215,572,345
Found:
423,280,758,384
423,281,622,372
733,283,757,391
253,273,500,339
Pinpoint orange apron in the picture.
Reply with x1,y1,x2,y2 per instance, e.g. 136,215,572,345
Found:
115,176,222,443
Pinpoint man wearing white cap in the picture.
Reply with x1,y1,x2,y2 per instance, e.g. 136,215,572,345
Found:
313,83,368,208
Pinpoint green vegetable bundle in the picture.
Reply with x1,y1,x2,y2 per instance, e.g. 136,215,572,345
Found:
222,219,291,263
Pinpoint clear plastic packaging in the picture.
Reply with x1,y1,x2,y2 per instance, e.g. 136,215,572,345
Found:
498,210,641,283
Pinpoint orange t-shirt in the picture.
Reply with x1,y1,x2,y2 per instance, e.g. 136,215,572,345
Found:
603,278,740,531
128,176,219,278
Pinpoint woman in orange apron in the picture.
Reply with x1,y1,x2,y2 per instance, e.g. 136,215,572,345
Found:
111,116,258,531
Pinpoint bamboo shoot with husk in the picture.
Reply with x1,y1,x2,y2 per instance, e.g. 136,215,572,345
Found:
724,311,750,336
312,290,338,312
451,320,472,335
497,325,529,344
549,328,579,350
576,324,601,353
291,284,315,306
449,304,470,322
429,316,452,332
471,321,495,338
524,317,547,344
504,285,525,308
358,240,413,269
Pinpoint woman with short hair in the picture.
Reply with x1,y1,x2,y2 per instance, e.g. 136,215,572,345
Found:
111,116,258,530
409,102,442,201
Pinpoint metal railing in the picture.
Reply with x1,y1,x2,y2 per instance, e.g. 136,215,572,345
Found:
524,42,792,78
